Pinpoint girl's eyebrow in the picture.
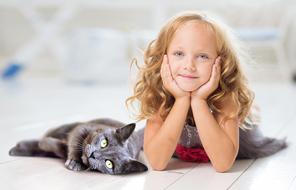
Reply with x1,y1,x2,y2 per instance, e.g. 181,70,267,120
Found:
171,46,211,52
196,52,210,55
170,46,184,50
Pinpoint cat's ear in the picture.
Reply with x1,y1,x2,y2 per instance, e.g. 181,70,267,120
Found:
122,160,148,174
115,123,135,141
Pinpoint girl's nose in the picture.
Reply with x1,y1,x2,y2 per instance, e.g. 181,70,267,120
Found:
185,57,196,72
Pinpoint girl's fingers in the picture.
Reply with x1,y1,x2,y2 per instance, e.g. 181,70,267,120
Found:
166,56,174,81
215,56,221,65
214,57,221,82
163,54,168,64
216,57,221,77
160,55,168,79
160,56,167,79
209,56,221,83
161,55,173,88
162,55,173,82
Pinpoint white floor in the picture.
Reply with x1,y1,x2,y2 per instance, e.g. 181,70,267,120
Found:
0,75,296,190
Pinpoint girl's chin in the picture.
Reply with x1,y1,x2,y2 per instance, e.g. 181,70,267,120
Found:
179,86,200,92
176,83,201,92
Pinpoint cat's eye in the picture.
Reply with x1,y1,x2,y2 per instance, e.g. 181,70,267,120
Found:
100,138,108,148
105,160,113,169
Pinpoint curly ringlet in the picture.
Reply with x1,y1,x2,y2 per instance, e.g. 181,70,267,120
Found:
126,11,254,128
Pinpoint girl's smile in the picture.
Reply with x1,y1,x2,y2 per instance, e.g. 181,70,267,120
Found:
178,74,199,79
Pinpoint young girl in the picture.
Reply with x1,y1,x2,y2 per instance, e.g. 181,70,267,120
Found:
127,11,287,172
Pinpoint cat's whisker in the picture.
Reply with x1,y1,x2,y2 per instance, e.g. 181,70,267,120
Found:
74,137,87,147
72,140,83,146
68,142,84,151
69,145,83,151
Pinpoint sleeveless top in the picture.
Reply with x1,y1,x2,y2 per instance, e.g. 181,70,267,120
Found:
178,122,202,148
177,106,260,149
173,122,208,162
173,108,260,162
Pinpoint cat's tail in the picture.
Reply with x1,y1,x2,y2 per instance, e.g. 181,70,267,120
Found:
237,126,287,159
9,140,57,158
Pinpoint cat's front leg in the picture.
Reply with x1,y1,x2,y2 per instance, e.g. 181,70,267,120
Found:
65,142,87,171
65,159,87,171
65,125,91,171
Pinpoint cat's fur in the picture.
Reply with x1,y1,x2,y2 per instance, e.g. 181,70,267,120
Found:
9,118,148,175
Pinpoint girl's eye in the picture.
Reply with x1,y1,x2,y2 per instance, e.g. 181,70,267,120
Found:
105,159,113,169
173,51,184,57
198,54,209,60
100,138,108,148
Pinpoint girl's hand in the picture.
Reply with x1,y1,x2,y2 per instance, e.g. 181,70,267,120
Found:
191,56,221,101
161,55,190,100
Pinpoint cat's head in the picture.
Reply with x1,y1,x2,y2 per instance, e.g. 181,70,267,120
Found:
81,123,148,174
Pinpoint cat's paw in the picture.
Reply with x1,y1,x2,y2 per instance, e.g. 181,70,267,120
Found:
65,159,87,171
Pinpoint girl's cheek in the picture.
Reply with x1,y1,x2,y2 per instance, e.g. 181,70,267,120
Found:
170,63,180,77
167,58,176,74
198,65,211,80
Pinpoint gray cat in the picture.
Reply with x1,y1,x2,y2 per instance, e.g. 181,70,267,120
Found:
9,118,148,175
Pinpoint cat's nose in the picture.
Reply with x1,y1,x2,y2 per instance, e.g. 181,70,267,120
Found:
89,152,95,158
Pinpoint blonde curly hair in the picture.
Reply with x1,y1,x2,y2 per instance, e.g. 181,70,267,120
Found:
126,11,254,127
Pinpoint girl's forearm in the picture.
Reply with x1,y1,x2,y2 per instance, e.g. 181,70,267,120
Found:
191,99,237,172
145,97,190,170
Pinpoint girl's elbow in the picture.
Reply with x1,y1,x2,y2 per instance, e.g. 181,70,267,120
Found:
148,156,168,171
150,162,167,171
212,159,235,173
144,152,168,171
213,163,232,173
213,147,238,173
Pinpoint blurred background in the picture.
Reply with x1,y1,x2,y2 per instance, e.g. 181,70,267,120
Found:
0,0,296,128
0,0,296,83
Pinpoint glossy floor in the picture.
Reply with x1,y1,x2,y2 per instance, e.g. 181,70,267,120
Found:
0,76,295,190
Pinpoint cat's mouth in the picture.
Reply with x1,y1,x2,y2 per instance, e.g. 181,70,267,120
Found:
85,144,95,158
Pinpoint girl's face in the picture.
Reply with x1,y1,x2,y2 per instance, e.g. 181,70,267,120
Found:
167,20,218,91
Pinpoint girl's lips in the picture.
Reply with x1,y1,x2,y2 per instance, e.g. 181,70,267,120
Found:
178,74,199,79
